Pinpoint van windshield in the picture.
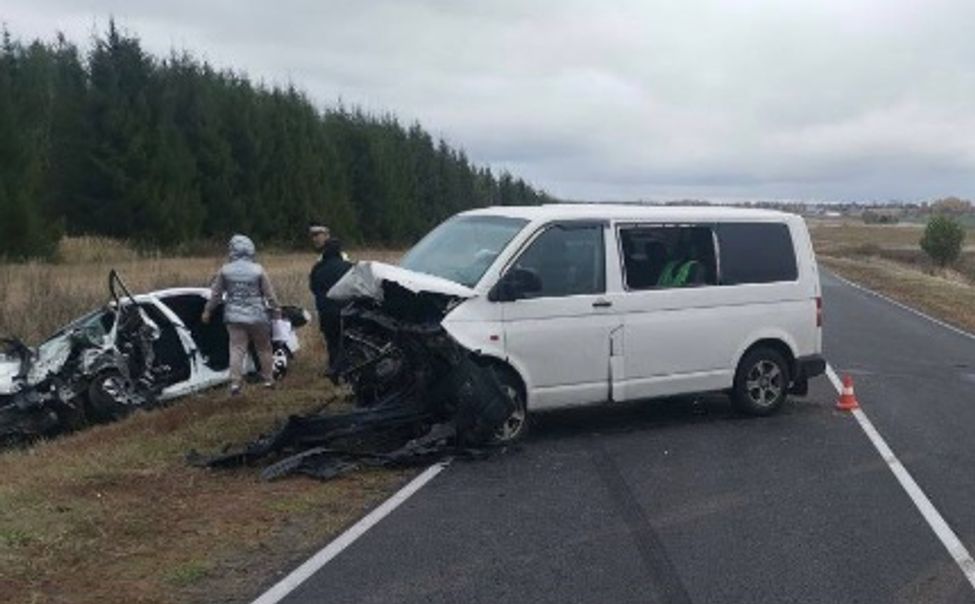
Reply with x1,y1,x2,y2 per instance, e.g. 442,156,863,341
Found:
400,215,528,287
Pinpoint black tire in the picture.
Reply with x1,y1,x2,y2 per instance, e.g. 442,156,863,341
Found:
271,343,292,381
731,348,790,416
87,371,143,421
490,366,529,443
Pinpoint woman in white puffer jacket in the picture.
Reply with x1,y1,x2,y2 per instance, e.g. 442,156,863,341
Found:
201,234,280,395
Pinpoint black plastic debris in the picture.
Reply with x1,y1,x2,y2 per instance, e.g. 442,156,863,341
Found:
191,263,520,481
190,345,514,481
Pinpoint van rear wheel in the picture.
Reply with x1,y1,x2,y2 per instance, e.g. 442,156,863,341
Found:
732,348,789,416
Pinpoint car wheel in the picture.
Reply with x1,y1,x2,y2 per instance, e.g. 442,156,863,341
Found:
272,344,291,381
87,372,143,421
491,367,528,443
731,348,790,416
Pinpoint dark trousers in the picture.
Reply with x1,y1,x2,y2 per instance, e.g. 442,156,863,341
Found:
320,313,342,372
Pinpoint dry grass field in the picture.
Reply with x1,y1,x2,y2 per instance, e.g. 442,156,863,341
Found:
809,221,975,333
0,240,407,604
808,220,936,251
0,237,403,344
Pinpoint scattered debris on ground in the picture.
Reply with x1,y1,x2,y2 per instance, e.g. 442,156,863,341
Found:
193,262,523,480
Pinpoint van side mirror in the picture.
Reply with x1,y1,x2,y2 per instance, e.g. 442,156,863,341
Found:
489,268,543,302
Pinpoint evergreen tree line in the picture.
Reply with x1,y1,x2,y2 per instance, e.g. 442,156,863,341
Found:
0,23,552,259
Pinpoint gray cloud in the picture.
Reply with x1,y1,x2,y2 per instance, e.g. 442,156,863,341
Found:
4,0,974,201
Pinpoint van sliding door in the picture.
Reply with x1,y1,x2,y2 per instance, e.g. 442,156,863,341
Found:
614,224,731,400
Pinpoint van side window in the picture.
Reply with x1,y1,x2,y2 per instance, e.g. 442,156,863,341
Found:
716,223,798,284
618,225,717,289
513,224,605,297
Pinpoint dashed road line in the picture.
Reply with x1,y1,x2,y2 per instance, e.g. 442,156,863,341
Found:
826,362,975,591
824,363,844,392
251,461,449,604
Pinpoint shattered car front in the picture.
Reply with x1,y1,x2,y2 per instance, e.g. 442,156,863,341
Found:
195,262,519,481
335,213,530,429
0,301,158,446
335,263,485,409
337,262,517,437
193,215,530,480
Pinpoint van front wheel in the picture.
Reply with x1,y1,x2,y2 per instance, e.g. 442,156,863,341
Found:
490,366,528,443
732,348,789,416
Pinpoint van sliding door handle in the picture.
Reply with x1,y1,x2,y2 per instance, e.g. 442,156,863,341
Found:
592,299,612,308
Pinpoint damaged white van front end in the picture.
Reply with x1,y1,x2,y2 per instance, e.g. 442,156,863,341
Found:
327,260,524,442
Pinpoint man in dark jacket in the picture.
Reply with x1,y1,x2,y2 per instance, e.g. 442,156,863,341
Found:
309,225,353,376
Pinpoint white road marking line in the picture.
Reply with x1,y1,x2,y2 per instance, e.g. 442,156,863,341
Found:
824,363,843,393
251,461,450,604
828,272,975,342
826,363,975,590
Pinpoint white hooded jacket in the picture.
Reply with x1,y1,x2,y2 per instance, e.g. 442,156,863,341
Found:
205,235,279,325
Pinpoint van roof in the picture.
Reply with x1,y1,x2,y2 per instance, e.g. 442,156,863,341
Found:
461,203,796,223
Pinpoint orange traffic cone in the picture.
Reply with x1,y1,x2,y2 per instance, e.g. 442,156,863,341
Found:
835,374,860,411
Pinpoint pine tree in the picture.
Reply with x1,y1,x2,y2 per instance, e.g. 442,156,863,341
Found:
0,24,553,257
0,29,62,258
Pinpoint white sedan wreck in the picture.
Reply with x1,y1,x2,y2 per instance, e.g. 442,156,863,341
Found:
0,271,308,446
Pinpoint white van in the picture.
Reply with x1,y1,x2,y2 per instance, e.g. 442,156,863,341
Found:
337,204,824,438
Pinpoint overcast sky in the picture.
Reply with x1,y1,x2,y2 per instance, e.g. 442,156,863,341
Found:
4,0,974,202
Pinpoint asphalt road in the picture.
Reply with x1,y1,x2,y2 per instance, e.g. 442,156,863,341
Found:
275,272,975,604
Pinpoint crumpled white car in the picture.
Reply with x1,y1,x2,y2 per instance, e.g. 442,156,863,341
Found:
0,270,309,446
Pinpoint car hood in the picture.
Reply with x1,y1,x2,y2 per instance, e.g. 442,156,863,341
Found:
27,335,73,384
327,261,476,304
0,337,34,395
0,334,77,395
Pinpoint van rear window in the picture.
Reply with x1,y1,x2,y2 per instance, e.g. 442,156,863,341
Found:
716,223,797,284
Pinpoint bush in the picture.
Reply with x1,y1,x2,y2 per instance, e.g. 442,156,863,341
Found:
921,215,966,268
